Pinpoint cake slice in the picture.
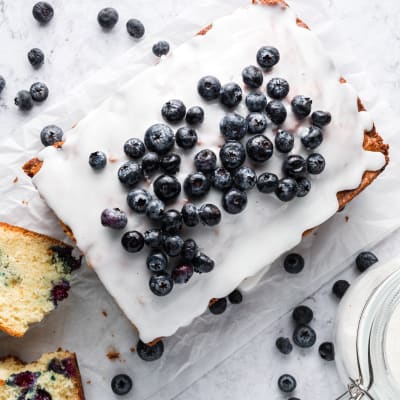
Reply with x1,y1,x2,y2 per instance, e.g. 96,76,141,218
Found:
0,223,81,337
0,350,85,400
24,0,388,344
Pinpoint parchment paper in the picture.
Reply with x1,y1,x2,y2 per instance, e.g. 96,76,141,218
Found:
0,1,399,399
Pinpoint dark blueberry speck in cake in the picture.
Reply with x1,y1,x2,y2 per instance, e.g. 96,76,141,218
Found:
121,231,144,253
291,95,313,119
146,251,168,273
149,272,174,296
307,153,325,174
97,7,119,29
118,161,143,187
246,134,273,163
301,126,323,150
184,172,211,198
186,106,204,125
275,178,298,202
15,90,34,111
152,41,170,57
275,129,294,153
233,166,257,191
211,167,232,191
278,374,297,393
34,388,52,400
137,340,164,361
256,46,280,69
176,127,198,149
126,18,145,38
209,298,227,315
111,374,133,395
89,151,107,170
332,280,350,299
32,2,54,23
228,289,243,304
219,141,246,170
194,149,217,173
220,113,248,141
28,48,45,68
246,112,268,134
266,77,290,100
161,209,183,234
51,245,82,272
257,172,279,194
284,253,304,274
101,208,128,229
222,188,247,214
245,92,267,112
48,358,76,378
220,82,242,108
40,125,63,146
30,82,49,102
266,100,287,125
160,153,181,174
242,65,263,89
153,174,181,202
356,251,378,273
144,123,175,154
293,325,317,348
182,203,199,227
50,279,70,305
124,138,146,159
192,252,214,273
198,203,221,226
276,337,293,355
7,371,39,388
172,264,194,284
197,76,221,101
292,305,313,325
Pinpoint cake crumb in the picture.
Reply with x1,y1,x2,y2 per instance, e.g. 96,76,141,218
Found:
107,348,120,361
130,347,136,353
22,200,29,205
109,156,119,163
13,177,18,183
86,380,91,385
102,310,108,317
71,123,77,128
345,216,350,222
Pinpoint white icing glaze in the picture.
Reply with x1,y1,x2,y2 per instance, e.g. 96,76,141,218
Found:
33,3,385,342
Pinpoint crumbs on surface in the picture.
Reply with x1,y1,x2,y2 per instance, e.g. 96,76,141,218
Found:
130,347,136,353
22,200,28,205
109,156,118,163
13,177,18,183
86,380,91,385
106,348,120,361
345,216,350,222
102,310,108,317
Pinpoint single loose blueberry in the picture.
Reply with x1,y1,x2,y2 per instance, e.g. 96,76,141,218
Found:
275,178,298,202
182,203,199,227
164,235,184,257
142,152,159,175
211,167,232,191
97,7,119,29
256,46,280,69
101,208,128,229
266,100,287,125
198,203,221,226
220,113,248,141
153,174,181,202
124,138,145,159
222,188,247,214
28,48,44,68
283,155,307,178
194,149,217,173
161,209,183,234
296,177,311,197
233,166,257,191
278,374,297,393
146,252,168,273
242,65,263,88
293,325,317,348
149,272,173,296
267,77,290,100
144,123,175,154
121,231,144,253
246,134,273,163
111,374,133,395
0,75,5,94
15,90,33,111
319,342,335,361
356,251,378,273
118,161,143,187
89,151,107,169
30,82,49,102
276,337,293,355
197,75,221,101
311,110,332,127
40,125,63,146
144,229,163,249
332,280,350,299
228,289,243,304
186,106,204,125
176,127,197,149
220,82,242,108
307,153,325,174
301,126,323,150
219,141,246,170
284,253,304,274
292,95,312,119
246,112,268,134
160,153,181,174
181,238,198,261
184,172,211,198
161,99,186,123
127,188,152,213
257,172,278,193
146,199,165,221
192,252,214,273
209,298,227,315
293,305,313,325
245,92,267,112
32,2,54,23
126,18,145,38
152,41,170,57
172,264,194,284
137,340,164,361
275,130,294,153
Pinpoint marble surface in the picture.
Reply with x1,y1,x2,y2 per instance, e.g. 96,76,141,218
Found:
1,0,400,399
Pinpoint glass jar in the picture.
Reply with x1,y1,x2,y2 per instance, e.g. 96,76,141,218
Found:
335,258,400,399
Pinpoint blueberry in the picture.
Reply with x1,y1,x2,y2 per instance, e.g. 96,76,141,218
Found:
245,92,267,112
121,231,144,253
296,177,311,197
246,134,273,162
48,358,75,377
301,126,323,150
198,203,221,226
311,110,332,127
142,152,160,174
233,166,257,191
222,188,247,214
118,161,143,187
291,95,312,119
275,178,298,202
284,253,304,274
146,252,168,273
266,100,287,125
197,75,221,101
51,279,71,305
14,90,33,111
7,371,38,388
126,18,145,38
332,280,350,299
267,77,290,100
40,125,63,146
209,298,227,315
182,203,199,227
101,208,128,229
32,2,54,23
257,172,279,193
127,188,152,213
172,264,194,284
181,239,198,261
111,374,133,395
242,65,263,88
124,138,145,159
356,251,378,273
192,252,215,273
186,106,204,125
246,112,268,134
176,127,198,149
89,151,107,169
161,99,186,123
146,199,165,221
149,272,173,296
283,155,306,178
307,153,325,174
160,153,181,174
164,235,184,257
194,149,217,173
28,48,44,68
144,123,175,154
293,325,317,348
275,129,294,153
35,388,52,400
97,7,119,29
184,172,211,198
220,83,242,108
278,374,297,393
228,289,243,304
219,141,246,170
161,209,183,234
144,229,163,249
153,174,181,202
0,75,5,93
137,340,164,361
219,113,248,141
292,305,313,325
152,41,170,57
30,82,49,102
319,342,335,361
276,337,293,355
211,167,232,191
256,46,280,69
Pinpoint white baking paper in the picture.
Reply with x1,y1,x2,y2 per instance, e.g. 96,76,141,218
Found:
0,1,399,399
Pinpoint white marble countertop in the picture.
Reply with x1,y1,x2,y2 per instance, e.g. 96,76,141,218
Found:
1,0,400,399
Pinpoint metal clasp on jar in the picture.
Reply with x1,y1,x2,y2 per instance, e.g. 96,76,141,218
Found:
336,378,375,400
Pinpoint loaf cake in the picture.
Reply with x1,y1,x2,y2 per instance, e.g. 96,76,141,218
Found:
23,0,388,344
0,223,81,337
0,350,85,400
